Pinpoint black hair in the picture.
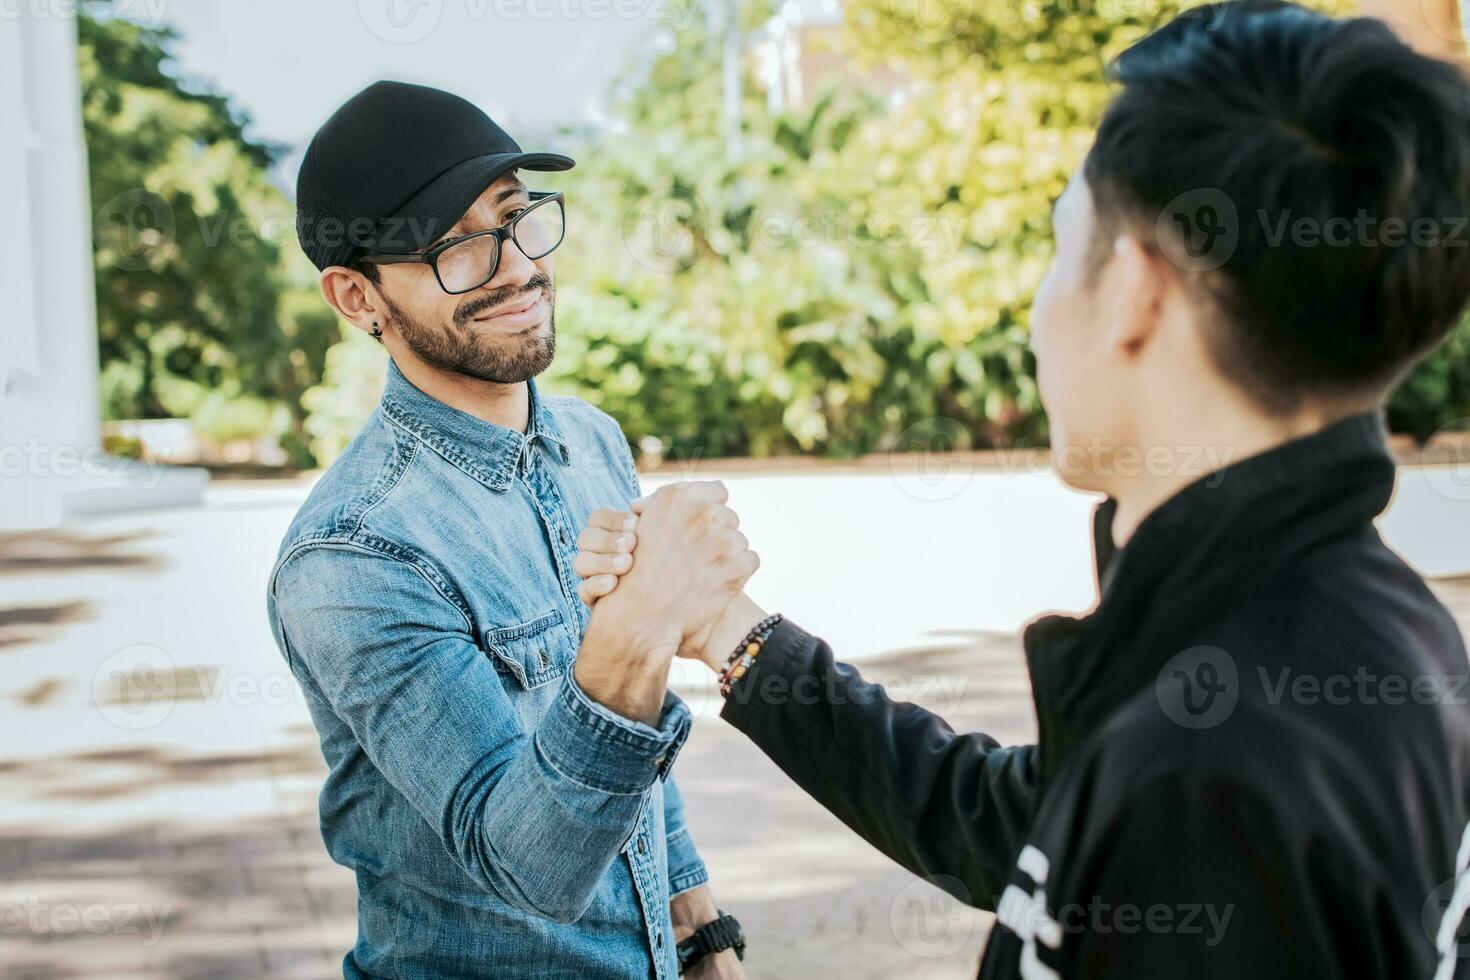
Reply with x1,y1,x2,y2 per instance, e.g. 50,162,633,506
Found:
352,256,382,285
1084,0,1470,411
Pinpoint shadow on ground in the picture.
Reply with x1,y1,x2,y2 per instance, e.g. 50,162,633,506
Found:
1,717,353,979
0,530,161,652
1,810,354,979
1,619,1026,980
9,576,1467,979
0,529,165,576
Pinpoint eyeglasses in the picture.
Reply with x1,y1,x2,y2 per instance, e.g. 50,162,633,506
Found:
358,191,566,295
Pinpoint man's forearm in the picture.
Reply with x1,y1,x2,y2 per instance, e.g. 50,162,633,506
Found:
694,593,768,675
574,596,681,726
670,883,721,942
671,885,744,978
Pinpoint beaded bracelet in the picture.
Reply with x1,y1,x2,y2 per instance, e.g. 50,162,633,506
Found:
718,613,784,697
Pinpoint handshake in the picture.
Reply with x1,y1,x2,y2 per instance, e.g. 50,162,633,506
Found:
569,481,767,725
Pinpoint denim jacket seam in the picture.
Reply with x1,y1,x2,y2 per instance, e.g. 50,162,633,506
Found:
601,412,641,499
655,737,686,780
382,396,515,491
669,866,709,896
335,430,478,626
346,426,419,537
564,702,674,752
564,675,684,750
535,735,655,797
578,403,641,498
273,417,420,568
484,610,564,644
274,536,476,637
617,440,640,500
535,680,682,795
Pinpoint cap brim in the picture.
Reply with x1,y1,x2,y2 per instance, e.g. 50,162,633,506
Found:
362,150,575,254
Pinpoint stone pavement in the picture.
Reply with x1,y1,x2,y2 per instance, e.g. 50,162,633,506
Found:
2,469,1466,979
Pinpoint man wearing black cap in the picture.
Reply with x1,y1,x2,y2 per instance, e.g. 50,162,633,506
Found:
267,81,753,979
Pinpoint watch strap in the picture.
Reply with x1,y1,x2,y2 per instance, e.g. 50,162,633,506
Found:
677,912,745,973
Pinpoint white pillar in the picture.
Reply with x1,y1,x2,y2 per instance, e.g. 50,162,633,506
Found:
0,11,204,529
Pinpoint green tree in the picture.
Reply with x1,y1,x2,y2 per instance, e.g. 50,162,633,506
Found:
540,3,1089,458
304,0,1470,463
80,12,336,465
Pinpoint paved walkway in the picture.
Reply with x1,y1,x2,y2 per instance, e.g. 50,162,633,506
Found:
2,467,1467,978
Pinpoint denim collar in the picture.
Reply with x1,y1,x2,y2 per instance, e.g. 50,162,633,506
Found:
378,360,570,492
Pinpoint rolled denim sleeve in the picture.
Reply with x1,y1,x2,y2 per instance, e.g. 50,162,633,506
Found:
541,676,691,793
270,542,688,923
661,775,709,897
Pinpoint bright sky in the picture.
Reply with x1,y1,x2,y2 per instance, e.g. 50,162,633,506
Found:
158,0,685,188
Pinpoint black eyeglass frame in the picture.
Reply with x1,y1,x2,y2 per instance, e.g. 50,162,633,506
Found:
357,191,565,295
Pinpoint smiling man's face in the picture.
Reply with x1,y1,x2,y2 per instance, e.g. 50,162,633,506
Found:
373,172,558,384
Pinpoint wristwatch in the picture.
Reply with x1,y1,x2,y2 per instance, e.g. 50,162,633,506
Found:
676,911,745,974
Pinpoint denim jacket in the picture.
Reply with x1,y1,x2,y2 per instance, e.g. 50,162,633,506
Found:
266,361,708,979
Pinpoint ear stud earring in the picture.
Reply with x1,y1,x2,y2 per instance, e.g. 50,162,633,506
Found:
370,321,383,342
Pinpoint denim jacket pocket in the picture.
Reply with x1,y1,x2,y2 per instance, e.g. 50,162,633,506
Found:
484,609,575,689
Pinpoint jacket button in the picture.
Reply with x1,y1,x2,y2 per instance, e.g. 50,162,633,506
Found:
637,838,647,854
537,649,549,667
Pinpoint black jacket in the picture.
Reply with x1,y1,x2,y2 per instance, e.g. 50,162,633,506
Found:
722,414,1470,978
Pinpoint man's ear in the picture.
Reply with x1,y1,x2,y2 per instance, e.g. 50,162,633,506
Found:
320,266,385,339
1102,233,1167,360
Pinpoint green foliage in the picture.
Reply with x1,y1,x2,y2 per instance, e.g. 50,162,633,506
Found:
1389,316,1470,440
296,0,1470,463
190,392,280,445
535,5,1104,458
81,12,334,466
545,289,785,459
302,327,389,465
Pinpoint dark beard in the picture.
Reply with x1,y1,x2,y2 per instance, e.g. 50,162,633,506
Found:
386,274,557,384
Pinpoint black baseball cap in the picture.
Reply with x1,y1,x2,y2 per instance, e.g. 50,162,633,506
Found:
295,80,575,271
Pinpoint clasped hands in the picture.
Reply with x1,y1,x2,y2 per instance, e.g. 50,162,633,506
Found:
569,481,766,724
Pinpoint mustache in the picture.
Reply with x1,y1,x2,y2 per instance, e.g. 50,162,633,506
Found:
454,274,554,326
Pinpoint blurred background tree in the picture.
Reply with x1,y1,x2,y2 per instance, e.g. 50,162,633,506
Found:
81,12,336,467
85,0,1470,467
530,0,1468,457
